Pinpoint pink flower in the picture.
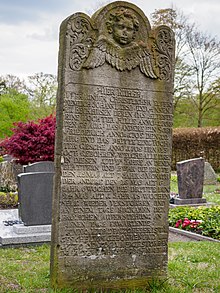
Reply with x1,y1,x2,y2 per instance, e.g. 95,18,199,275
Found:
175,219,182,228
174,218,203,231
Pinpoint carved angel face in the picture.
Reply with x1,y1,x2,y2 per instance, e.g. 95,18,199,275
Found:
112,18,136,45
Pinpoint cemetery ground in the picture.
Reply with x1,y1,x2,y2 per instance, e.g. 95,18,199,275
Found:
0,177,219,292
0,242,219,292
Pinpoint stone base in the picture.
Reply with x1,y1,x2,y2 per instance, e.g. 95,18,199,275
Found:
13,224,51,234
0,224,51,246
0,209,51,247
170,202,214,209
174,198,207,205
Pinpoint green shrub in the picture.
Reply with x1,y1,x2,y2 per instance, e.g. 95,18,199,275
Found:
0,185,13,193
0,191,18,209
169,206,220,240
170,174,177,183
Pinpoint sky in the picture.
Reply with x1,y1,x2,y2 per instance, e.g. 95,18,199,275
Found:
1,0,220,78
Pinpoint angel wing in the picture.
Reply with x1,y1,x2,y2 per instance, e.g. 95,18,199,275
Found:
83,36,158,79
139,48,158,79
83,39,107,68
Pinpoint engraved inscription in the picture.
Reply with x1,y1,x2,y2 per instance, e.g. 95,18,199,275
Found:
59,83,172,257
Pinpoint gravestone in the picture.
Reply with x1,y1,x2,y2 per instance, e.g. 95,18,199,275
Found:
23,161,54,173
174,158,207,205
50,1,175,290
18,162,55,225
204,161,217,185
18,172,54,225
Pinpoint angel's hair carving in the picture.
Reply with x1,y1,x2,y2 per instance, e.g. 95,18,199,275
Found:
106,8,139,32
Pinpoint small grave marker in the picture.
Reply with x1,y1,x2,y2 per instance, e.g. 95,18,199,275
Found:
174,158,207,205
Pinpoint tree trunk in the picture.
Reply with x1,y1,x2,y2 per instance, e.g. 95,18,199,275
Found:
198,96,203,127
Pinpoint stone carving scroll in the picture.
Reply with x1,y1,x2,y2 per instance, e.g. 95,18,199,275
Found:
67,14,96,71
150,25,175,81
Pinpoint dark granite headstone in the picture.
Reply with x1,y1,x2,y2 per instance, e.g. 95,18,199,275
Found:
50,1,175,290
23,161,54,173
174,158,207,205
18,172,54,225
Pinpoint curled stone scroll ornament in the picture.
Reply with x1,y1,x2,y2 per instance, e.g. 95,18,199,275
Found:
152,26,175,81
67,15,95,71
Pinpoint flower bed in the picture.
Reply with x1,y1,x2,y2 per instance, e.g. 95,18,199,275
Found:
169,206,220,240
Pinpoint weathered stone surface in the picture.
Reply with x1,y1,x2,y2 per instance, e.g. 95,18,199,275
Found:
174,158,206,205
204,161,217,185
23,161,54,173
50,1,175,290
18,172,54,225
2,154,13,162
0,161,22,191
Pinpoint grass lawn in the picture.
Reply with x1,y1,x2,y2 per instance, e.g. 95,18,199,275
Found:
0,242,219,292
203,184,220,205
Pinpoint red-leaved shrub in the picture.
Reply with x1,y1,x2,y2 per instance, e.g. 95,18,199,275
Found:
0,115,55,165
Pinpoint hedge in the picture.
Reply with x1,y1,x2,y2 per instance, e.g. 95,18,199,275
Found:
172,127,220,172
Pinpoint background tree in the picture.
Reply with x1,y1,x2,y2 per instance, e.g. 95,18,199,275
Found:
0,75,31,138
27,72,57,118
151,8,220,127
173,58,194,111
0,74,27,95
185,29,220,127
0,73,57,137
201,77,220,126
0,90,31,138
0,81,7,95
